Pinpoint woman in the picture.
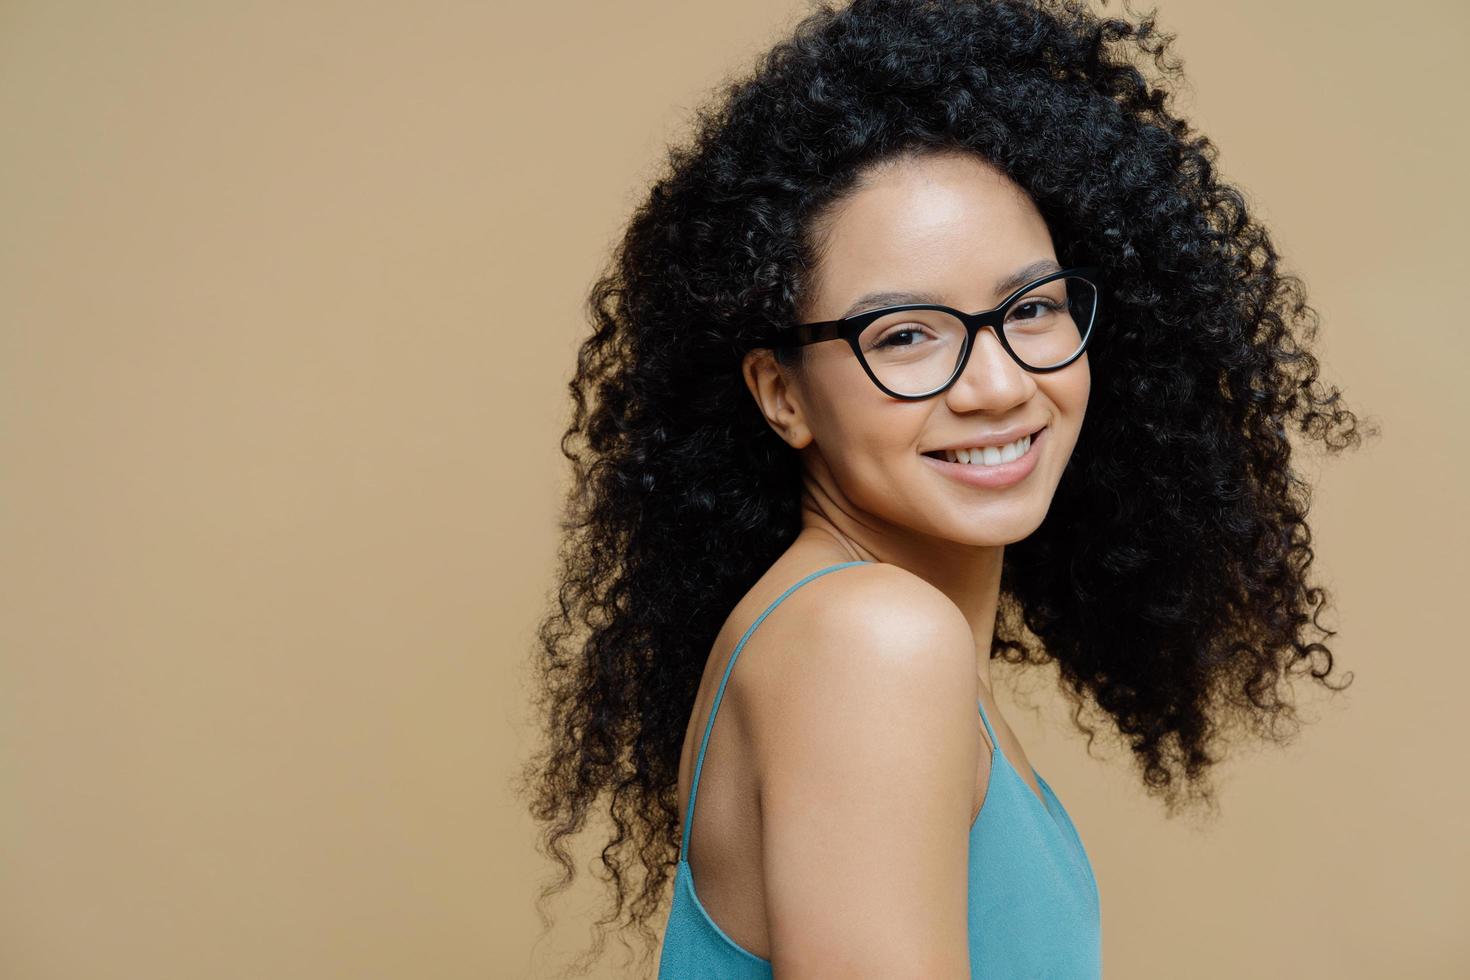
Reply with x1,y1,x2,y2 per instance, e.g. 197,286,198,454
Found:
520,0,1368,976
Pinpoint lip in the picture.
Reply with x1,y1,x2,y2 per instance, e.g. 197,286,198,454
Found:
922,423,1047,454
919,426,1045,490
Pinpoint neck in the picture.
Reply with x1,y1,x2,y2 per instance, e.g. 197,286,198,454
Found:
794,469,1004,690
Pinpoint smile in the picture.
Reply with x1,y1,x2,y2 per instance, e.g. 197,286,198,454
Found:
919,426,1046,490
928,431,1033,466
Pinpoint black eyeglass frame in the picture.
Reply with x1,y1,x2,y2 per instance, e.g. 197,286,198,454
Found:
764,265,1103,401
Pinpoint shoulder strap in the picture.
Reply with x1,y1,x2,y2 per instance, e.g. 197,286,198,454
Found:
976,697,1006,763
680,560,871,862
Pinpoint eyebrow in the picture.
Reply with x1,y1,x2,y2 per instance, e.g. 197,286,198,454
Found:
837,258,1064,319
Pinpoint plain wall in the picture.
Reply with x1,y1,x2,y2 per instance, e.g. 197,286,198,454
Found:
1,1,1464,977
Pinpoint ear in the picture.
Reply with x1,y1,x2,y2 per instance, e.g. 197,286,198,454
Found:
741,348,813,450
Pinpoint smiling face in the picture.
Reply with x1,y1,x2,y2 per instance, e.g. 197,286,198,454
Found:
742,149,1090,551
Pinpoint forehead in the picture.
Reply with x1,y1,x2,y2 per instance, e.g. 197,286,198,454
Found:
806,152,1056,318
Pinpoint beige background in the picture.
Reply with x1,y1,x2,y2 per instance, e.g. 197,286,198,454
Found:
1,1,1464,977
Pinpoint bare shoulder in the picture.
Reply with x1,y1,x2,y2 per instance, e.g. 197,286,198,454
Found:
745,561,976,736
747,562,978,977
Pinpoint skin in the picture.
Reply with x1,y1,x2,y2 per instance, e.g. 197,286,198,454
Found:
673,150,1091,976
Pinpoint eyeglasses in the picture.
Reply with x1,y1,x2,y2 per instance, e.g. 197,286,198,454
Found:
764,265,1102,400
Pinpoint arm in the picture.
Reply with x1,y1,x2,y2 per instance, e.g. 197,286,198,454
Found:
752,566,980,979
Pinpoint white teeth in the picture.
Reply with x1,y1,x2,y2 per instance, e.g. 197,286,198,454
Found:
944,434,1030,466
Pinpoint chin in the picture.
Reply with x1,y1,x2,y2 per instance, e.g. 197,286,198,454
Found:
928,502,1050,548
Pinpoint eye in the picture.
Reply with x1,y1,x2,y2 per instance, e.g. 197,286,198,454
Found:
1007,298,1063,322
858,311,958,355
873,326,929,349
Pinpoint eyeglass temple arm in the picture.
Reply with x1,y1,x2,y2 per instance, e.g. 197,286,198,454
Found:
771,318,844,348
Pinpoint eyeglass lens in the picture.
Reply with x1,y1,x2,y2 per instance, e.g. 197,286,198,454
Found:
857,275,1097,395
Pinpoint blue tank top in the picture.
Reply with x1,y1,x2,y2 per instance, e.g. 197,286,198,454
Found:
657,560,1102,978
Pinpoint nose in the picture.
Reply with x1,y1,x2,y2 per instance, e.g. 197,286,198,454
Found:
941,325,1034,410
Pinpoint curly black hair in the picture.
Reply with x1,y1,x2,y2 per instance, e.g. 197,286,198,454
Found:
514,0,1374,974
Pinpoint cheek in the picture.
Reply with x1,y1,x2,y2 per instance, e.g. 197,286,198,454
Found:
836,420,921,472
815,374,930,451
822,405,931,489
1049,358,1090,414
